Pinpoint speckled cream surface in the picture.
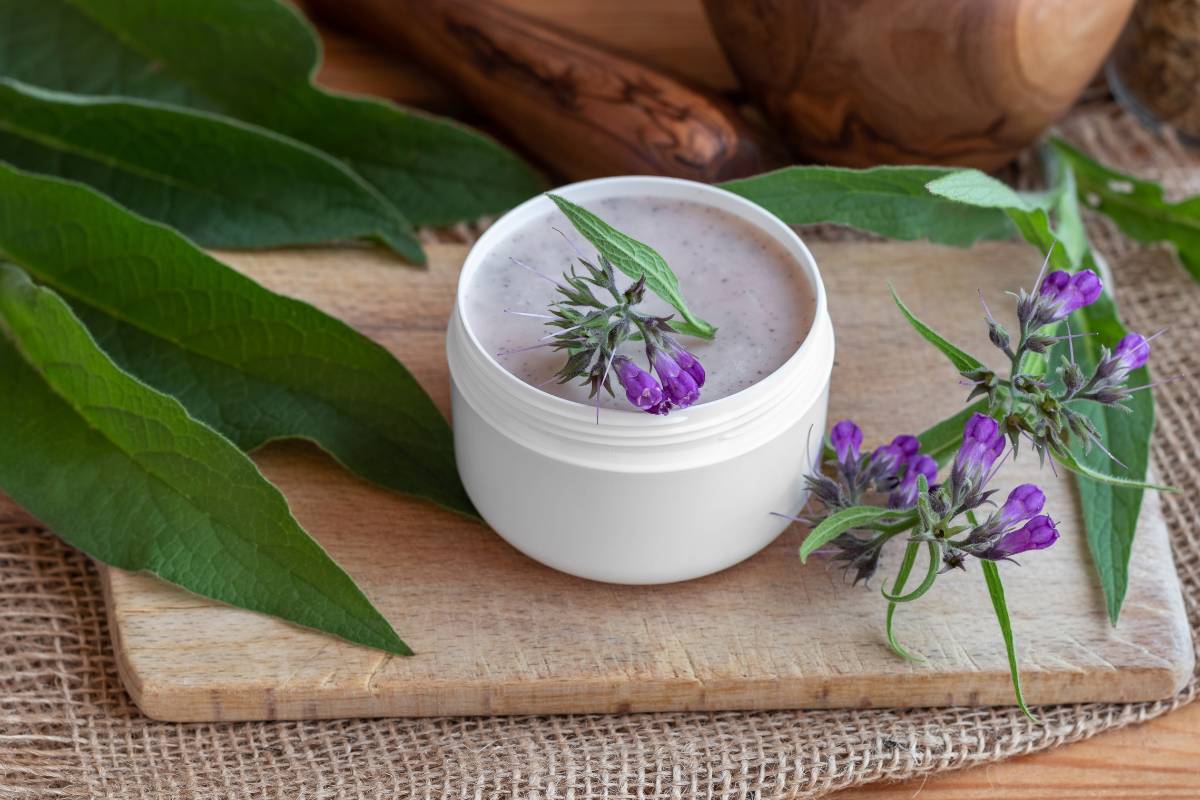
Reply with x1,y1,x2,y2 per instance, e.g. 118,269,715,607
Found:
463,196,814,408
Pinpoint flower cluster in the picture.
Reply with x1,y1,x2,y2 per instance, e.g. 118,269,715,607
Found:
781,254,1162,716
969,260,1159,464
503,248,706,418
792,415,1059,586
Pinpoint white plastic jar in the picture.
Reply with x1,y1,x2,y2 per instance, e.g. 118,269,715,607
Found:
447,177,834,584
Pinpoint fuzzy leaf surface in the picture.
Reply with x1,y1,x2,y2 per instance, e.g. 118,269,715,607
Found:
0,165,474,516
0,263,409,654
0,0,542,228
0,78,422,259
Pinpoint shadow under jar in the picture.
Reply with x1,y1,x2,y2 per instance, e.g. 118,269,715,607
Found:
446,177,833,585
703,0,1135,170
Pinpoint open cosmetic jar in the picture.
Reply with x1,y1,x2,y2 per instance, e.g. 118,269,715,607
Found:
446,177,833,584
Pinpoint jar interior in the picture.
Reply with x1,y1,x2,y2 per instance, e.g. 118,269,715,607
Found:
461,193,817,413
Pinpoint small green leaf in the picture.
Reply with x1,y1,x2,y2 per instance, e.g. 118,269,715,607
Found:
889,285,987,374
0,78,423,260
718,165,1014,246
926,170,1062,257
0,0,543,228
0,164,475,517
1052,137,1200,282
798,506,893,562
548,193,716,339
884,541,925,663
1052,445,1175,492
0,263,409,655
917,400,987,467
981,561,1037,722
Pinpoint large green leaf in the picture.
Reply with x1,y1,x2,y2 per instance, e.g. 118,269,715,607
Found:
0,0,543,227
0,164,475,517
928,163,1155,623
1053,137,1200,282
0,78,422,260
0,262,409,654
719,166,1014,247
548,193,716,339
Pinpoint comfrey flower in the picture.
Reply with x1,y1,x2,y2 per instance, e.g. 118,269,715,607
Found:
786,252,1164,717
613,356,663,412
950,413,1005,497
781,421,936,584
1032,269,1102,325
888,454,937,509
830,420,863,468
653,350,701,409
500,207,711,419
961,483,1049,558
978,515,1060,561
669,342,706,388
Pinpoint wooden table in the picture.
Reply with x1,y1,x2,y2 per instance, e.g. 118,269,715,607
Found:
304,2,1200,795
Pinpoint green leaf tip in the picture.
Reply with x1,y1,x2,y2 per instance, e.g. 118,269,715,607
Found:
889,283,987,374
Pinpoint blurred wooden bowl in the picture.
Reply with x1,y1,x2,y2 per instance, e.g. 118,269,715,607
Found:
703,0,1134,170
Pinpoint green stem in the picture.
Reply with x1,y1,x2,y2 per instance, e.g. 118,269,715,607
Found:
884,541,925,662
881,541,940,602
981,560,1038,723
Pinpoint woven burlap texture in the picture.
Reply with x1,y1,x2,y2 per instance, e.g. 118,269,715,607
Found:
2,104,1198,799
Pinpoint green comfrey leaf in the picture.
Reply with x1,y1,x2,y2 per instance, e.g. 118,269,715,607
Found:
0,78,423,261
0,0,543,229
0,164,475,518
0,263,410,655
718,165,1014,246
981,561,1037,722
926,169,1063,257
889,284,987,374
798,506,894,562
548,193,717,339
1052,137,1200,282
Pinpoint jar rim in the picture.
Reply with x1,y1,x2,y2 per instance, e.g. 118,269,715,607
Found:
452,176,831,439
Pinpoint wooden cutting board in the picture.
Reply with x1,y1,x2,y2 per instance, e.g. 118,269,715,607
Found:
29,240,1190,721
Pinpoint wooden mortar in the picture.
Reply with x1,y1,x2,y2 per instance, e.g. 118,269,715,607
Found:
703,0,1135,170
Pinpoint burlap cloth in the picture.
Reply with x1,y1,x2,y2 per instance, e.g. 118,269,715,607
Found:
2,103,1198,799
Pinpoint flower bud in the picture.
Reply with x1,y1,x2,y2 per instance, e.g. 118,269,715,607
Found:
830,420,863,466
614,356,664,412
952,413,1005,491
988,319,1011,352
1036,269,1103,324
1060,361,1086,396
996,484,1046,528
1095,332,1150,384
888,454,938,509
670,344,706,388
1024,334,1057,354
652,351,700,408
980,515,1060,560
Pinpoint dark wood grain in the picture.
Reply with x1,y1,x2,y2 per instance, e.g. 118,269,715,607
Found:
704,0,1135,170
309,0,783,181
